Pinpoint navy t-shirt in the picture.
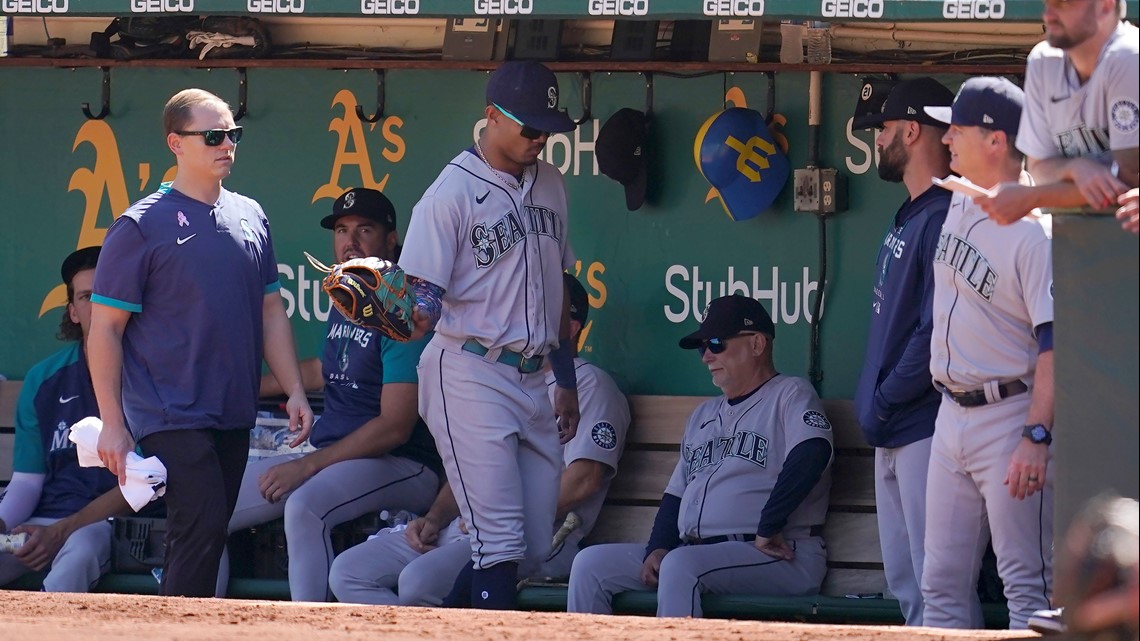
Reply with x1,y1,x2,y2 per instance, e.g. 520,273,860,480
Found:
92,185,280,439
314,308,441,475
854,185,949,448
14,343,117,518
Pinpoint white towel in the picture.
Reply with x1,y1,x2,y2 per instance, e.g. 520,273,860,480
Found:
68,416,168,512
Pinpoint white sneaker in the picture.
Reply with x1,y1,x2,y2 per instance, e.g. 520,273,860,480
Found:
1028,607,1067,635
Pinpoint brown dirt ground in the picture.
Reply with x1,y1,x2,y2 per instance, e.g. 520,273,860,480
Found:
1,590,1041,641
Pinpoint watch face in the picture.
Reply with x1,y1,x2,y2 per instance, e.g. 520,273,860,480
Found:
1030,425,1049,442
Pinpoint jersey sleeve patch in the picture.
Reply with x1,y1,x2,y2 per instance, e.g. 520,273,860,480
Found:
591,422,618,450
802,410,832,431
1111,99,1139,135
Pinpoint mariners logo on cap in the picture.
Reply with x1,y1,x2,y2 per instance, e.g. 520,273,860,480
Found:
344,191,357,208
547,86,558,108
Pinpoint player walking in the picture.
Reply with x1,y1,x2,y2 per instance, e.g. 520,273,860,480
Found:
398,61,580,609
922,77,1055,630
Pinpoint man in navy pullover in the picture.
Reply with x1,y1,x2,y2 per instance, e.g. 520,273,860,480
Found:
853,77,954,626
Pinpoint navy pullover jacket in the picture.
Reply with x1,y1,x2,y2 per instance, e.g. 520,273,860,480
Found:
854,185,950,448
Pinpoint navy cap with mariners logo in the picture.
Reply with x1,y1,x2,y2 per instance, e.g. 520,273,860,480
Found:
679,294,775,349
853,76,954,130
597,108,649,211
563,272,589,324
924,76,1024,140
320,188,397,231
486,61,576,134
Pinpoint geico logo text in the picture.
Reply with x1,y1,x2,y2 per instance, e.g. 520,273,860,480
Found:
1,0,67,12
588,0,648,16
248,0,304,12
943,0,1004,18
703,0,764,17
131,0,193,11
361,0,419,13
821,0,883,18
474,0,532,14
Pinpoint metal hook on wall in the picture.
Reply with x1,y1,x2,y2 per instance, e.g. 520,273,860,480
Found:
81,67,111,120
572,72,592,126
763,71,776,123
355,69,386,123
644,72,654,118
233,68,248,122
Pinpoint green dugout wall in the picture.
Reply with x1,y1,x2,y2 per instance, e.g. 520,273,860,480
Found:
0,66,945,398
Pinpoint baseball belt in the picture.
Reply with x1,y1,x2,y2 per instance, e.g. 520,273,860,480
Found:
937,380,1028,408
461,338,544,374
682,526,824,546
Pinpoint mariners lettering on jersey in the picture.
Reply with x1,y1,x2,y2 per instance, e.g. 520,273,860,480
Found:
684,430,769,480
935,230,998,301
1055,124,1111,158
470,205,563,268
883,231,906,259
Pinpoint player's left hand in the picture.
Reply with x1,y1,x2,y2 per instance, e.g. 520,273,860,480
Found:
1004,438,1050,500
754,532,795,561
1068,157,1128,211
11,523,66,571
258,458,315,503
974,183,1038,225
1116,188,1139,234
553,386,580,445
285,392,314,448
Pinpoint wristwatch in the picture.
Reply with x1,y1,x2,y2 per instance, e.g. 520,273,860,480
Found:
1022,423,1053,445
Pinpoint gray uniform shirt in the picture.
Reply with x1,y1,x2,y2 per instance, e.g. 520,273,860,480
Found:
930,194,1054,389
1018,22,1140,161
666,374,833,541
400,148,575,358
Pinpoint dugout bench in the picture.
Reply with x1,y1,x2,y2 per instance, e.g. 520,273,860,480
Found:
1,381,1008,626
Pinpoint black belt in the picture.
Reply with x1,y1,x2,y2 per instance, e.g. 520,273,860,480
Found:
938,380,1028,407
461,338,544,374
684,525,824,545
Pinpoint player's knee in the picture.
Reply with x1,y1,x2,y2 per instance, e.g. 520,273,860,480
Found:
658,550,697,585
568,546,606,586
397,571,439,607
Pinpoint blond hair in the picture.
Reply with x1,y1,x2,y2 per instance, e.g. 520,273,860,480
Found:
162,88,231,136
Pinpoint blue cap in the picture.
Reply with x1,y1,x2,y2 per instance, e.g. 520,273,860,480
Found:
679,294,775,349
486,61,576,134
924,76,1024,139
694,108,789,221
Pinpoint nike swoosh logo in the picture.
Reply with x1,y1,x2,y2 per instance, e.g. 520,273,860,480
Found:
698,418,716,430
1051,95,1069,103
476,191,490,204
177,234,197,245
59,395,79,403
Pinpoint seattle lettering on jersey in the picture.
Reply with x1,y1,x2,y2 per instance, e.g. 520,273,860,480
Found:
1055,123,1111,158
470,204,563,268
684,430,769,480
935,230,997,301
883,231,906,259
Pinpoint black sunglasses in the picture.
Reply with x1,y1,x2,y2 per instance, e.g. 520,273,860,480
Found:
697,332,759,356
175,127,243,146
493,103,550,141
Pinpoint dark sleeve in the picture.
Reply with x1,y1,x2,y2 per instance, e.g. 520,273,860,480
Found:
874,207,945,415
756,437,833,537
644,492,682,560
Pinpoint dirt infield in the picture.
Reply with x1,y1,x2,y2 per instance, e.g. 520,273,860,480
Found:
1,590,1040,641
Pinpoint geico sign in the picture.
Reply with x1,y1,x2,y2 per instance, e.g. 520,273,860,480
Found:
943,0,1005,18
821,0,883,18
249,0,304,12
131,0,193,10
474,0,532,14
703,0,764,17
588,0,648,16
361,0,419,13
1,0,67,11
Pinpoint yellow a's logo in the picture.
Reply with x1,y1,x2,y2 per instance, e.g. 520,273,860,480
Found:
39,121,134,318
313,89,406,204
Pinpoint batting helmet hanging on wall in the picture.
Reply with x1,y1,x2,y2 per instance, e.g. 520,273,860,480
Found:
694,107,789,221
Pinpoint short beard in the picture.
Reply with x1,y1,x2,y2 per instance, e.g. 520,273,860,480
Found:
877,137,908,183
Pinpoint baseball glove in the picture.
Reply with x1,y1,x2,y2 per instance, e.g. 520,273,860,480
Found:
304,252,415,342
